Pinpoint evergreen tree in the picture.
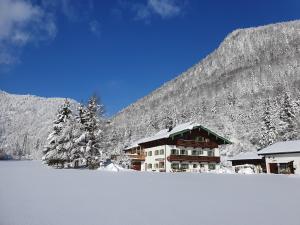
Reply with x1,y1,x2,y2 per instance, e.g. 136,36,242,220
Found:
278,92,297,141
74,95,105,169
258,99,278,149
43,99,75,168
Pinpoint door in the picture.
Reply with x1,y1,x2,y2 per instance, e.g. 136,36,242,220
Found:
269,163,278,174
288,161,295,174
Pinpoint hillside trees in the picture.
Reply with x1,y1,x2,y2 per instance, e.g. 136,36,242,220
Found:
278,92,298,141
258,98,278,149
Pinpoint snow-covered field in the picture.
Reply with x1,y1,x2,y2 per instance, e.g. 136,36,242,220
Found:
1,161,300,225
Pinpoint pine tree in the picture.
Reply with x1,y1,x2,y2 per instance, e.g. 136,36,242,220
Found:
258,99,278,149
279,92,297,141
74,95,105,169
43,99,75,168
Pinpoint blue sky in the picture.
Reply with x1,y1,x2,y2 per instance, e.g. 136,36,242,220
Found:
0,0,300,116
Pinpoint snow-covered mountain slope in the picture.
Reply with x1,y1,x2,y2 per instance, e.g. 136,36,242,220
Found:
0,91,79,158
109,20,300,156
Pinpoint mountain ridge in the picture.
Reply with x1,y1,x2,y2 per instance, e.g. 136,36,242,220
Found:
109,19,300,157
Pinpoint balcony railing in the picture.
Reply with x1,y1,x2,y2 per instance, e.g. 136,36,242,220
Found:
126,154,145,161
176,139,218,149
167,155,220,163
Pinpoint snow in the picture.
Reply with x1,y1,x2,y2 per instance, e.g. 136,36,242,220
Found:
209,167,235,174
98,163,130,172
0,161,300,225
131,122,230,146
229,151,263,161
258,140,300,155
237,167,255,174
137,122,199,144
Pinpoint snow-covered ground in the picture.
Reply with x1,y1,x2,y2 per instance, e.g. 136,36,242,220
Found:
0,161,299,225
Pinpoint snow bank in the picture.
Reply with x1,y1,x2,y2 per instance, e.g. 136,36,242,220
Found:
98,163,131,172
237,167,255,174
209,167,235,174
0,161,300,225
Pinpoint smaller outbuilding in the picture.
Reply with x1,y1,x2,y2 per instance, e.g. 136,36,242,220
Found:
228,152,266,173
258,140,300,175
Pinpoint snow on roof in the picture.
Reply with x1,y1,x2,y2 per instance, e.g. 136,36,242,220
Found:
125,122,231,150
138,122,200,144
124,142,140,150
228,152,263,161
258,140,300,155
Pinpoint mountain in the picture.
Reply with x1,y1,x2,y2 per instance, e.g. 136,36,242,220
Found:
0,91,78,159
1,20,300,160
108,20,300,158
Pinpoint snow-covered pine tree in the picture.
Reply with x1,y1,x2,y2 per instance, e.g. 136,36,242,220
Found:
278,92,297,141
258,98,278,149
43,99,75,168
74,95,105,169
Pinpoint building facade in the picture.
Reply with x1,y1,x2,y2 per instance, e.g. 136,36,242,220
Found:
258,140,300,175
124,122,231,172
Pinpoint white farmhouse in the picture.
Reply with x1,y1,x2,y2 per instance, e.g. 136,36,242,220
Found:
124,122,232,172
258,140,300,175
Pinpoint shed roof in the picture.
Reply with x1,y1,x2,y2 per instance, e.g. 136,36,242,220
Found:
258,140,300,155
228,152,263,161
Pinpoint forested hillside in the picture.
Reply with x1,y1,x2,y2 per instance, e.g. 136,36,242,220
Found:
108,20,300,158
0,91,78,158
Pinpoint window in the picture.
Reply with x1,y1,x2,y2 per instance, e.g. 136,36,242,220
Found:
148,164,152,169
180,150,187,155
148,151,152,156
200,163,205,168
193,164,198,168
207,150,214,156
180,163,189,170
171,163,179,169
171,149,178,155
155,150,159,155
192,150,198,156
160,149,164,155
159,162,165,168
199,150,203,155
208,163,216,170
196,137,205,142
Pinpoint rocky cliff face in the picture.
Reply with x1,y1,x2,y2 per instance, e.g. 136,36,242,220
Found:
0,91,78,159
109,20,300,157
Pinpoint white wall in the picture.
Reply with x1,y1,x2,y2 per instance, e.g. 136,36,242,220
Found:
264,153,300,175
142,145,219,172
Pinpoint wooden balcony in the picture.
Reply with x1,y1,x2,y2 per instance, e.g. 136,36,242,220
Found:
126,154,145,161
176,139,218,149
167,155,220,163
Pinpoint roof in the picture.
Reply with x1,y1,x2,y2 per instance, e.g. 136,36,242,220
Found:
124,142,140,150
258,140,300,155
228,152,263,161
125,122,232,149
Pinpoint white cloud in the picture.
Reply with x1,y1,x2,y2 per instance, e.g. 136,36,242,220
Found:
148,0,181,18
132,0,184,22
0,0,57,65
89,20,101,37
41,0,94,22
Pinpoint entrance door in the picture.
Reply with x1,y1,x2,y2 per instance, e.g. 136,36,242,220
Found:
269,163,278,174
288,161,295,174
